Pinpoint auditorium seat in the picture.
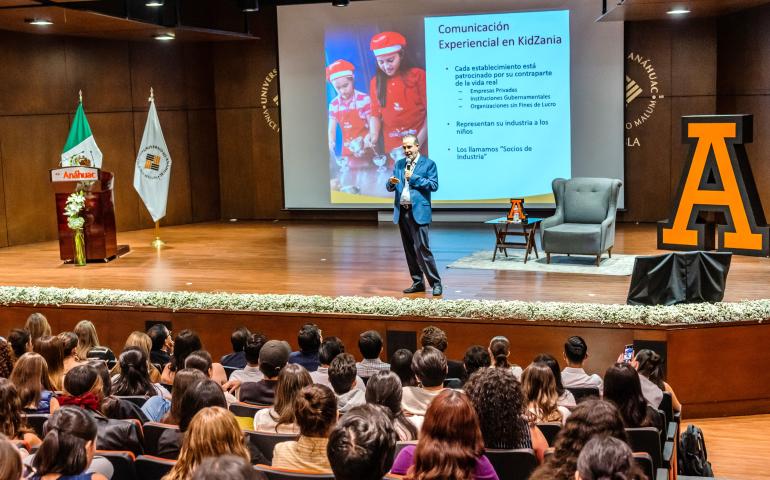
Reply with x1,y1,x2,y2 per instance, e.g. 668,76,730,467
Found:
484,448,538,480
116,396,150,408
626,427,674,470
253,465,334,479
224,366,238,379
135,455,176,480
536,422,561,446
565,386,600,403
245,430,298,462
142,422,178,456
230,401,269,418
24,413,49,436
96,450,137,480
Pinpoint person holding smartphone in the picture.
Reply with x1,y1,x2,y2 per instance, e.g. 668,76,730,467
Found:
385,134,441,296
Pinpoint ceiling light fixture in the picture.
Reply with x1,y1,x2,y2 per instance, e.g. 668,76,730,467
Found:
238,0,259,12
332,0,350,6
25,18,53,26
154,32,175,41
666,7,691,15
146,0,165,7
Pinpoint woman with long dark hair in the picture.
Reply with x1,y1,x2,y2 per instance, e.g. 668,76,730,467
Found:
575,436,645,480
603,363,663,430
391,389,499,480
111,348,167,398
365,371,419,441
0,378,41,448
533,353,576,407
33,336,65,391
464,368,548,462
10,352,59,414
635,349,681,412
365,31,428,161
160,330,226,385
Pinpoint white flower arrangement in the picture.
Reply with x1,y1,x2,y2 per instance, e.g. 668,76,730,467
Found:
64,191,86,230
0,286,768,326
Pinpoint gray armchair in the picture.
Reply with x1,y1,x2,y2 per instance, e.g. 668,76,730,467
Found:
541,177,623,266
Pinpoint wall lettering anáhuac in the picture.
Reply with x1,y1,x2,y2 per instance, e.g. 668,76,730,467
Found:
658,115,770,256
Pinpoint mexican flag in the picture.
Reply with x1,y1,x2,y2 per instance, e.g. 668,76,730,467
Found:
61,101,103,168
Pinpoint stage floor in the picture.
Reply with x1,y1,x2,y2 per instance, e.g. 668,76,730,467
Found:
2,221,769,304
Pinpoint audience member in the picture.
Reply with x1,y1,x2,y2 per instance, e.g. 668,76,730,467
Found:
221,327,250,369
575,436,646,480
32,407,108,480
112,331,162,383
24,313,51,344
561,336,603,391
390,348,417,387
391,389,499,480
191,455,258,480
253,363,312,434
327,404,397,480
0,339,12,379
489,335,523,380
603,363,663,430
402,347,447,416
59,332,84,374
157,378,227,459
73,321,115,364
147,324,173,367
329,353,366,412
464,367,548,462
162,407,251,480
356,330,390,379
0,378,42,448
310,337,364,392
522,362,571,425
0,433,23,480
239,340,290,405
635,349,681,412
147,368,205,424
463,345,491,380
33,336,65,391
59,364,143,456
161,330,226,385
419,326,464,380
529,399,628,480
229,333,267,384
8,328,31,363
183,350,236,404
10,352,59,414
111,348,168,398
365,371,419,441
288,323,322,372
533,353,576,407
271,384,337,473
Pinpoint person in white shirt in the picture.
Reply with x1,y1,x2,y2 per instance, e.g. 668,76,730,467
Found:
489,336,523,381
401,346,447,416
311,337,365,392
329,353,366,413
229,333,267,385
356,330,390,379
561,336,603,393
634,349,681,412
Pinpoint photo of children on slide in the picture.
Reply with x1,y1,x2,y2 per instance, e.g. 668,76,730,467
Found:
325,20,427,202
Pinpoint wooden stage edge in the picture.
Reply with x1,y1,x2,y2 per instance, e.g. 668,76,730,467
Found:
0,220,768,418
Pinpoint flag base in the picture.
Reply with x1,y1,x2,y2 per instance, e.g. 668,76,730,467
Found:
151,237,166,249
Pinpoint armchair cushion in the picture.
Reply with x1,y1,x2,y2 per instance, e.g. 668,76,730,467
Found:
542,223,602,255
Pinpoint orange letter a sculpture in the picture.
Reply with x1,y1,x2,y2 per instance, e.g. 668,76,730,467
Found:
657,115,769,257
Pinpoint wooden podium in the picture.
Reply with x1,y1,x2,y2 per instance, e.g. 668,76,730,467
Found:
50,167,128,262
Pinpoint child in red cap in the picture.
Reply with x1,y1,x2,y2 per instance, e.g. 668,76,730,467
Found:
366,31,428,162
327,59,373,168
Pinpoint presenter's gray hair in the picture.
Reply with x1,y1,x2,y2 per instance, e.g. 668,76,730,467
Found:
401,133,419,146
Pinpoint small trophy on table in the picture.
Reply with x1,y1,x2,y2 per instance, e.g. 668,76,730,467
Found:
507,198,526,223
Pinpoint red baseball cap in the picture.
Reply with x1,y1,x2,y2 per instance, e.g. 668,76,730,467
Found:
326,59,355,82
370,31,407,57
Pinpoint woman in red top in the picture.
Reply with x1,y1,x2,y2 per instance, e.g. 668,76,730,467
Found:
366,31,428,162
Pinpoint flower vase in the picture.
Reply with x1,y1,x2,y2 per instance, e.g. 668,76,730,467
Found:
74,228,86,266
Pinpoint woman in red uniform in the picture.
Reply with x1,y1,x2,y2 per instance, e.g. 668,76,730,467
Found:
365,31,428,161
327,59,372,169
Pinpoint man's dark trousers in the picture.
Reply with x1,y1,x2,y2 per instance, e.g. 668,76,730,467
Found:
399,205,440,287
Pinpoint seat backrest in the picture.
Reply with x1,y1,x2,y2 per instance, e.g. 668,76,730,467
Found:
116,396,150,408
224,366,238,379
135,455,176,480
535,422,562,446
253,465,335,479
626,427,662,467
24,413,49,436
659,392,674,426
230,402,268,418
484,448,538,480
142,422,179,456
633,452,655,480
562,178,616,224
245,430,299,462
96,450,137,480
565,387,600,403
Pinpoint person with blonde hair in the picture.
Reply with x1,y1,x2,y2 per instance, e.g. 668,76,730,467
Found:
33,336,65,391
162,407,250,480
73,320,115,364
59,332,85,374
111,331,162,382
10,352,60,414
253,363,312,434
522,362,571,425
25,313,51,343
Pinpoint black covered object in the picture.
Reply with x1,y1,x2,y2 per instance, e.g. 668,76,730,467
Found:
627,251,731,306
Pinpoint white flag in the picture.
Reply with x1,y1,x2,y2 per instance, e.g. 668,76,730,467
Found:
133,98,172,222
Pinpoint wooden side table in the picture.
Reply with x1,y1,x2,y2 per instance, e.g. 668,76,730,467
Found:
485,217,542,263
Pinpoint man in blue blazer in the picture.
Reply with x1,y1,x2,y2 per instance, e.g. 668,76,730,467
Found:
385,134,442,295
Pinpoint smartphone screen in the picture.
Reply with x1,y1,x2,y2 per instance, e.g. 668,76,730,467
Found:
623,344,634,363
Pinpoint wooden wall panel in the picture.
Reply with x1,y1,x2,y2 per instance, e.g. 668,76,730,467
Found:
717,5,770,95
129,42,187,110
671,19,717,97
251,107,283,217
0,115,69,244
187,109,221,222
0,143,8,247
0,31,68,115
182,44,216,110
217,108,257,219
63,37,132,112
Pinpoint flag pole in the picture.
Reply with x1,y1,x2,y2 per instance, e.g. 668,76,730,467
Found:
147,87,166,249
